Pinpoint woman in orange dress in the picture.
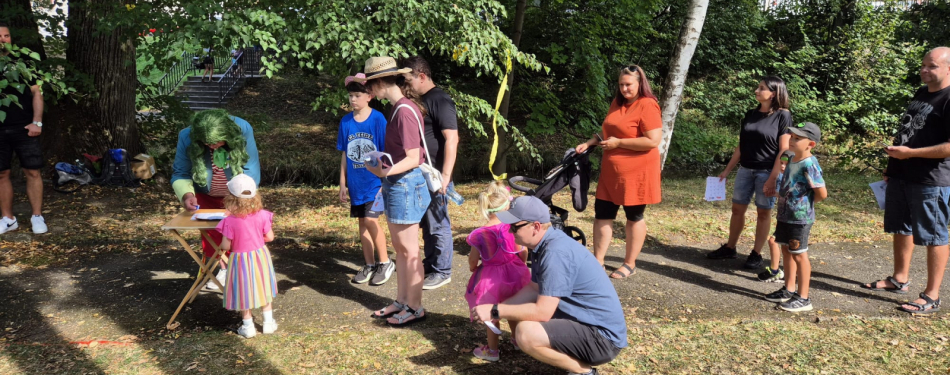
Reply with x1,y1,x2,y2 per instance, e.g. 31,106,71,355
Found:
575,65,662,279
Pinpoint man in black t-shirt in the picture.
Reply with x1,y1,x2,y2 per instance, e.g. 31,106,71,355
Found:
402,56,459,290
863,47,950,315
0,25,47,235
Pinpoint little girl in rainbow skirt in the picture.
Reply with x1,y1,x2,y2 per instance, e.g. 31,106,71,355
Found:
217,173,277,338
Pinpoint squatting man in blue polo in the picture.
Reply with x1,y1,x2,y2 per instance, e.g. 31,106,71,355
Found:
472,196,627,375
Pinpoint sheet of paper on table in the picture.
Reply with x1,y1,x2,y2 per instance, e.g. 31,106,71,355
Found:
704,176,727,202
869,180,886,210
191,213,226,221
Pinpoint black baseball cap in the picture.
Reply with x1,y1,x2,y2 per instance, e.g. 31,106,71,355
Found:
789,122,821,143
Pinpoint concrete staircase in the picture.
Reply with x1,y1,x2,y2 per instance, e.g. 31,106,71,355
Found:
174,75,246,111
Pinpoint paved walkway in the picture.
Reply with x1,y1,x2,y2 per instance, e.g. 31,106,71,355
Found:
0,235,937,344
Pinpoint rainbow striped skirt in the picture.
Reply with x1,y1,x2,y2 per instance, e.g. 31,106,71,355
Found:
224,246,277,311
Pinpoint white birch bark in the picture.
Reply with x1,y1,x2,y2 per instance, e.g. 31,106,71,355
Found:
658,0,709,169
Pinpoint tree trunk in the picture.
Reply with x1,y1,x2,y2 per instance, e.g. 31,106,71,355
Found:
657,0,708,169
490,0,527,177
0,0,47,60
50,0,141,159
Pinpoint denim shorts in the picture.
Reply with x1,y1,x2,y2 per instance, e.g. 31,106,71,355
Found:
381,168,431,225
883,178,950,246
732,167,780,209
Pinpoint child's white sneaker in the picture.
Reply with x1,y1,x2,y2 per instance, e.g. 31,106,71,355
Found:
237,324,257,338
0,217,18,234
262,320,278,334
204,269,227,291
31,215,47,234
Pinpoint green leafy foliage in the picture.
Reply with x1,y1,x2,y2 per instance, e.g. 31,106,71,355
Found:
0,43,74,123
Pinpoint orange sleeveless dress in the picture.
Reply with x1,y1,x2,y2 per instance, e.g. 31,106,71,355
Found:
594,97,662,206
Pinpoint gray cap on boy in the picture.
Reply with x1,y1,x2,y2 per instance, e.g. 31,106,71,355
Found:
789,122,821,143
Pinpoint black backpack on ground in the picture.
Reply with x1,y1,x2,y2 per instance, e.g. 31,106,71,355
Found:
91,149,140,187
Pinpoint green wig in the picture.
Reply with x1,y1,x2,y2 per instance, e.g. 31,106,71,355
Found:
186,109,249,187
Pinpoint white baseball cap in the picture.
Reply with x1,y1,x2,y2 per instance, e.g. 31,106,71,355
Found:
227,173,257,198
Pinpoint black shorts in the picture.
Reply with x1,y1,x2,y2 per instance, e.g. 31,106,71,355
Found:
774,222,812,254
594,199,646,222
0,127,43,171
540,319,622,366
350,201,382,218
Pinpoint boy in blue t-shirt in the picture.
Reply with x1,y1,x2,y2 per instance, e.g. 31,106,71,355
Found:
337,75,393,286
763,122,828,312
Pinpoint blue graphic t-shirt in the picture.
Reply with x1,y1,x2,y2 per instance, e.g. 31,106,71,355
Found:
336,110,387,205
776,156,825,224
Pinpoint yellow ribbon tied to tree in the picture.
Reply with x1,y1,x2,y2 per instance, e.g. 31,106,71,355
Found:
488,50,512,181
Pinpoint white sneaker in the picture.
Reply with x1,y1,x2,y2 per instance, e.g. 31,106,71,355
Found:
237,324,257,338
31,215,47,234
0,217,18,234
262,320,278,334
204,269,227,291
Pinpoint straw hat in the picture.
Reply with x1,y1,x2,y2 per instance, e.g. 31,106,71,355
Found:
353,57,412,82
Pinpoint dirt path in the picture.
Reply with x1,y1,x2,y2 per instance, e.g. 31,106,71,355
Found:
0,235,936,344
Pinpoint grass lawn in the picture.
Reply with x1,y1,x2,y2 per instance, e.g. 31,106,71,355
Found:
0,70,929,374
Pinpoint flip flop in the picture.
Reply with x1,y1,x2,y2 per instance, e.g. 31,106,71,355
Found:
609,264,636,279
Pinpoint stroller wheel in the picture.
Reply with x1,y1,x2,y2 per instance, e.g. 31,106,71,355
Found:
564,226,587,246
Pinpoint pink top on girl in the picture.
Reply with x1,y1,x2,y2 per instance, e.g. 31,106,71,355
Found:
215,210,274,253
465,223,531,310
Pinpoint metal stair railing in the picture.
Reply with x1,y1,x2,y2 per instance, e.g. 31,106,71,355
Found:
216,51,246,103
155,52,195,96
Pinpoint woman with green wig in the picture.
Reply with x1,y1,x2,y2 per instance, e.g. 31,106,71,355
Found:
171,109,261,289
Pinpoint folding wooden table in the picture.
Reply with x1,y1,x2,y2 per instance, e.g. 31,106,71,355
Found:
161,209,228,330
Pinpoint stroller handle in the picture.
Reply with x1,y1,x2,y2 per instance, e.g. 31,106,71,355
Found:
508,176,543,194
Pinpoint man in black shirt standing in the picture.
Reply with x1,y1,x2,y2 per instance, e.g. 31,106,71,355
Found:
863,47,950,314
0,24,47,235
402,56,459,290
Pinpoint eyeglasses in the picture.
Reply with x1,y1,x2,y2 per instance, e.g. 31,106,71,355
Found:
509,221,532,233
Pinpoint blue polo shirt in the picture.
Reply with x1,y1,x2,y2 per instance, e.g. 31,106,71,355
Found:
530,228,628,349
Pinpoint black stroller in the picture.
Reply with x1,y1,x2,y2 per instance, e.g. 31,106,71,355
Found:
508,148,592,245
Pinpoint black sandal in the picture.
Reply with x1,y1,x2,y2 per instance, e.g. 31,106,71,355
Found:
860,276,910,294
371,300,406,319
899,293,941,315
387,306,426,327
609,264,636,279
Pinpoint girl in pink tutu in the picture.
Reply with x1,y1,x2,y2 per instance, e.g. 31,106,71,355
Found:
465,181,531,362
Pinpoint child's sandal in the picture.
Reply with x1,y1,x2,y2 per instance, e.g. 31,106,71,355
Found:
371,300,406,319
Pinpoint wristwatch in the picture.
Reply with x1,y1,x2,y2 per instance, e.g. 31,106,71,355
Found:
31,121,42,128
491,304,500,320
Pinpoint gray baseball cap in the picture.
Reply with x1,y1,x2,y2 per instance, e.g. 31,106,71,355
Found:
496,196,551,224
789,122,821,143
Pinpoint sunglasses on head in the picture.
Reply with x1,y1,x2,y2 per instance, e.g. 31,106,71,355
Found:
624,65,640,72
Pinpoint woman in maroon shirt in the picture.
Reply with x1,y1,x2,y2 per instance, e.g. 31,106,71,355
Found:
359,57,432,326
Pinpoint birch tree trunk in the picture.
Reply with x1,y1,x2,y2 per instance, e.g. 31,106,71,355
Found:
657,0,708,169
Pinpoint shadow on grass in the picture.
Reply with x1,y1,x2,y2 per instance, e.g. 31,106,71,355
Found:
62,248,286,374
0,274,108,374
604,237,900,305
